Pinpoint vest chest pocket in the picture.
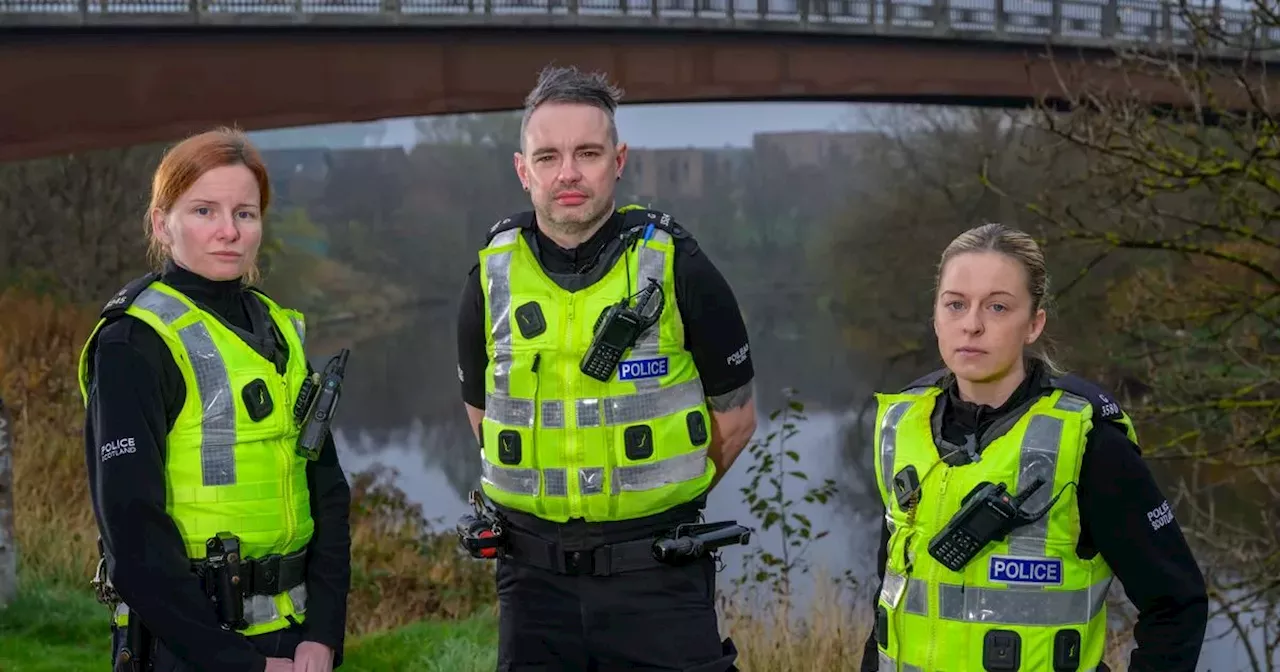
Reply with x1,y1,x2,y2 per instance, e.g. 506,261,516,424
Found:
498,430,522,465
242,379,273,422
624,425,653,460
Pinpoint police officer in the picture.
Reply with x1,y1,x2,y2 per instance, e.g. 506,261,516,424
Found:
454,65,758,671
862,223,1208,671
80,128,352,672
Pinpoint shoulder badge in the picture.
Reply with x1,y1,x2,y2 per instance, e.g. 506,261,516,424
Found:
901,367,949,392
1050,374,1125,422
486,211,535,244
618,205,692,241
100,272,159,320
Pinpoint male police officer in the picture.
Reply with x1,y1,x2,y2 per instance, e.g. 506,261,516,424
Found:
454,66,758,671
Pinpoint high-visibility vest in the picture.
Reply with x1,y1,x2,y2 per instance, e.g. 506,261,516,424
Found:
871,376,1139,671
477,206,715,523
78,277,313,637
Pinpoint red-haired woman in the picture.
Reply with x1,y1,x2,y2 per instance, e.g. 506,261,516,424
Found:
78,127,351,672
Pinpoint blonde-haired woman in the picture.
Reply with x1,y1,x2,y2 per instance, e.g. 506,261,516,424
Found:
79,128,351,672
863,223,1207,671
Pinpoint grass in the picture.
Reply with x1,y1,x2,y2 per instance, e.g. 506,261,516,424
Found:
0,579,499,672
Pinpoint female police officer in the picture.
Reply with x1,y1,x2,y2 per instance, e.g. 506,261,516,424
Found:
79,128,351,672
862,223,1208,671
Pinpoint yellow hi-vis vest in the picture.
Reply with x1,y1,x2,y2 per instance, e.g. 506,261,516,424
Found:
871,376,1139,672
477,207,715,523
78,276,314,637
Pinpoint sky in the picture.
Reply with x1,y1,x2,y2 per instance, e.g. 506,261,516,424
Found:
249,102,884,151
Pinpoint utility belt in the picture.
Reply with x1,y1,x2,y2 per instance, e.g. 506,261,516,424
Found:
194,532,308,631
456,490,750,576
96,532,309,672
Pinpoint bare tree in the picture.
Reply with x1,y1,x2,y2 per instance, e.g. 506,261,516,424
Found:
984,2,1280,665
0,143,164,303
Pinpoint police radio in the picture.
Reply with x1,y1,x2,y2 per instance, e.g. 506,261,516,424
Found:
927,476,1056,571
295,349,350,461
580,278,663,382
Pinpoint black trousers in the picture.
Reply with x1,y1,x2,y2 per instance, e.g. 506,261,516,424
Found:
493,503,739,672
110,622,306,672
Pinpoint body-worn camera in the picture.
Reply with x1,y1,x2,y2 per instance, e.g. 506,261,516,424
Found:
295,348,350,461
651,521,752,566
457,490,507,560
580,279,663,382
203,532,247,630
928,477,1048,571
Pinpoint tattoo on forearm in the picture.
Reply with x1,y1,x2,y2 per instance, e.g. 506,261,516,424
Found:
708,382,754,412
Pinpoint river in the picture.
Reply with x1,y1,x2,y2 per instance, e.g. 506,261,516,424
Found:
311,305,1275,671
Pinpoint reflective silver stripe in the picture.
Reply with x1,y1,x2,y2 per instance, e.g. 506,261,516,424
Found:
482,461,540,496
876,652,924,672
628,229,670,391
541,400,564,429
879,569,927,615
545,468,567,496
1054,391,1089,413
485,229,519,397
115,585,306,628
905,577,927,615
134,288,236,487
134,287,189,325
290,315,306,348
579,466,605,495
612,448,707,493
577,398,600,427
580,377,705,426
878,401,911,502
483,449,708,497
938,576,1112,626
485,394,535,427
489,378,705,429
1005,414,1065,558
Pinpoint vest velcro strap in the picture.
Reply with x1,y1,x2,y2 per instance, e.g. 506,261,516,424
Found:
483,449,709,497
936,576,1111,626
485,378,706,428
503,526,667,576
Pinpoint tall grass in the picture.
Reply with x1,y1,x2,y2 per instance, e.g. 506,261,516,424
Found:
0,287,495,637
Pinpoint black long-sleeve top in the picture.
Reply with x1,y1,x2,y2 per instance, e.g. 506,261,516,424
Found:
83,262,352,672
860,360,1208,672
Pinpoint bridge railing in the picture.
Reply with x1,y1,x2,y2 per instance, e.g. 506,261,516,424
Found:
1,0,1276,53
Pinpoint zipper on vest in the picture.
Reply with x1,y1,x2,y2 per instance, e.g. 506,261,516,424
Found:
279,373,297,554
564,298,579,518
925,467,955,671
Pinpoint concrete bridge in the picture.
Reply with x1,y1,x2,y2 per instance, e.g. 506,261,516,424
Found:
0,0,1276,162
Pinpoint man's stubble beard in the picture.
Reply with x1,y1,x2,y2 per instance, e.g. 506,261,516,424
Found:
537,197,613,238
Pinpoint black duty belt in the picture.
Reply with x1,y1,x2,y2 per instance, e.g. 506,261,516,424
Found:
503,526,669,576
193,548,308,596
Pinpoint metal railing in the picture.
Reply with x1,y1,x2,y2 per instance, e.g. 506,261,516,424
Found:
1,0,1277,55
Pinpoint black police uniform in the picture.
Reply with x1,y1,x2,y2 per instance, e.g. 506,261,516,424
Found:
456,209,756,671
84,261,353,672
859,357,1209,671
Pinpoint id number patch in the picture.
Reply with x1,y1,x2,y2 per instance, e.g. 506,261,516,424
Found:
988,555,1063,585
618,356,668,381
